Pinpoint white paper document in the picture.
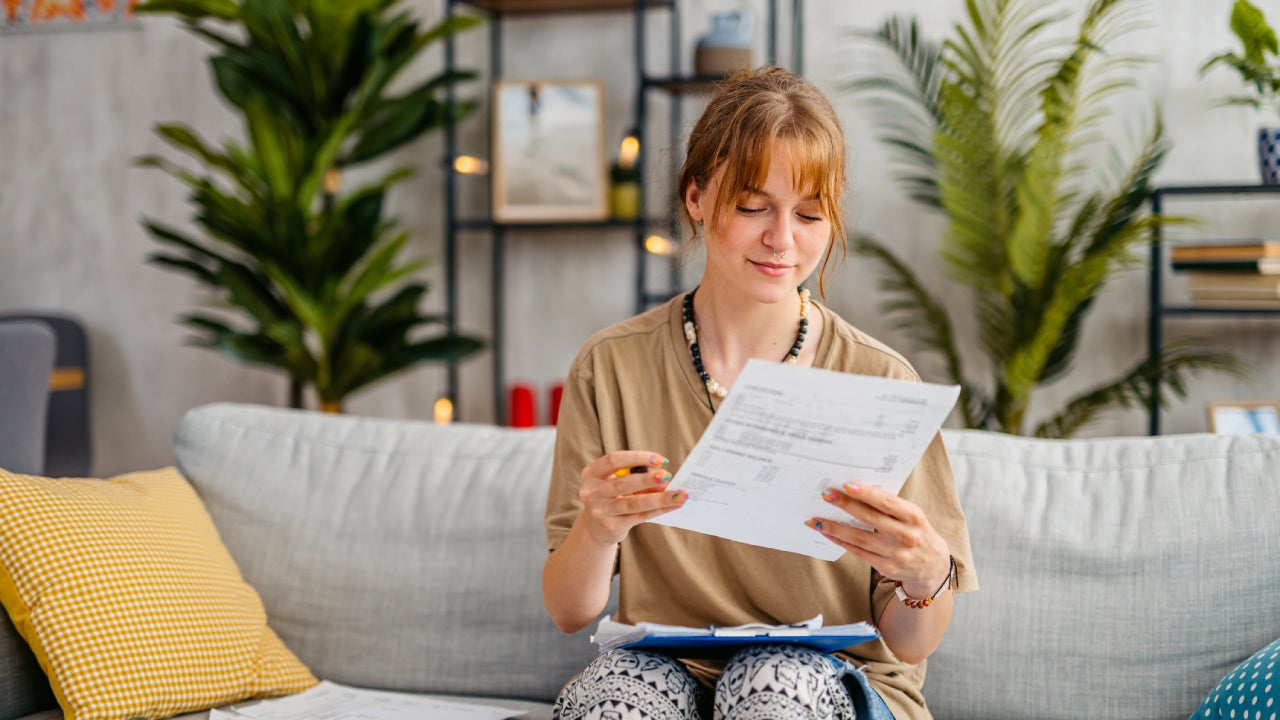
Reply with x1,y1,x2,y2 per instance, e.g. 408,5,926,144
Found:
652,359,959,560
208,680,524,720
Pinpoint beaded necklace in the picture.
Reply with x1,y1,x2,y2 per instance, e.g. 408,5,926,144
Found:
681,286,810,411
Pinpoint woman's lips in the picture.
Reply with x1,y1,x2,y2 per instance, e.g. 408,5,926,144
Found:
750,260,793,277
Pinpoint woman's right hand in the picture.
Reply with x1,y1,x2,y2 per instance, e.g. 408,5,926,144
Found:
576,450,688,546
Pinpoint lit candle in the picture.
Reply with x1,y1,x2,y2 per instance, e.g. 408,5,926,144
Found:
645,235,675,256
433,397,454,425
453,155,490,175
618,135,639,170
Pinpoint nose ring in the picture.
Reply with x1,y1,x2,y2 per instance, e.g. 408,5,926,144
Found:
772,250,786,260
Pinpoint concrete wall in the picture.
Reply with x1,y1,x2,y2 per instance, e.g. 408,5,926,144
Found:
2,0,1277,475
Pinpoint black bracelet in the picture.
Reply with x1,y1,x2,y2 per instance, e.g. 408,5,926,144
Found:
893,555,956,610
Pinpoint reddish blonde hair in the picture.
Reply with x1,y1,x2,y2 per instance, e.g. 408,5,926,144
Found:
679,67,848,297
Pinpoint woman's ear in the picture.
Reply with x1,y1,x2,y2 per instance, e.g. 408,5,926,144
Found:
684,180,704,223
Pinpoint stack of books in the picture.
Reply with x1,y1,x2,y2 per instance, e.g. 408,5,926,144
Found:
1170,241,1280,308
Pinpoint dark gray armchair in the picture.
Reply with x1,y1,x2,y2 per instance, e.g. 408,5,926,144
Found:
0,321,55,475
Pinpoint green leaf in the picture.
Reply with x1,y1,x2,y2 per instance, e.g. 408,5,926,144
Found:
133,0,238,20
1033,339,1248,437
851,233,977,428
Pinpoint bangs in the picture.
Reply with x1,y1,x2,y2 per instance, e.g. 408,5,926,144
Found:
711,128,845,238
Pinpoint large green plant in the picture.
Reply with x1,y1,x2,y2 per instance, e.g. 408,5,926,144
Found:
134,0,483,411
849,0,1242,437
1202,0,1280,117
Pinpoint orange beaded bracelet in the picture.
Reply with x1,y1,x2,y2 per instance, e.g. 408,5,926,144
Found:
893,556,956,609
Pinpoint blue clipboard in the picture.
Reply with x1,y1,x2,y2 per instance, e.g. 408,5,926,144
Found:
619,631,879,658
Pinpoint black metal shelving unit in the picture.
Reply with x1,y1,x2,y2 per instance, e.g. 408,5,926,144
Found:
442,0,803,423
1146,183,1280,435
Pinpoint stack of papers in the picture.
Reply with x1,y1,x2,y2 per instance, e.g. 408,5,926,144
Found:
591,615,878,656
209,681,524,720
651,360,960,561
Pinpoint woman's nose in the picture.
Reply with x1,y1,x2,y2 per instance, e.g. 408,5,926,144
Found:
766,213,797,253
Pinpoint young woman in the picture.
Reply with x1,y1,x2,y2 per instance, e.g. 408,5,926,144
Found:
543,67,977,720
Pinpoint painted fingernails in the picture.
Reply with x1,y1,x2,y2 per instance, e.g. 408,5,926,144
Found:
843,483,861,494
821,489,838,502
653,470,670,484
807,519,823,531
671,490,687,503
649,454,669,467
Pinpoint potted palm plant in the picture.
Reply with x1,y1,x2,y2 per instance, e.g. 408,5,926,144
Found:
134,0,483,412
848,0,1242,437
1201,0,1280,184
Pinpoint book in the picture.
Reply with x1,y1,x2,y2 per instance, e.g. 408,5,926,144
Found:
591,615,880,657
1184,297,1280,309
1171,258,1280,274
1187,273,1280,300
1169,241,1280,262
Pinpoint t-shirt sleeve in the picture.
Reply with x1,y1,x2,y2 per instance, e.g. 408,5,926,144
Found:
871,430,979,623
544,354,604,552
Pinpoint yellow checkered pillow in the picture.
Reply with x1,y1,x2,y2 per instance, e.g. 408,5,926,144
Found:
0,466,317,720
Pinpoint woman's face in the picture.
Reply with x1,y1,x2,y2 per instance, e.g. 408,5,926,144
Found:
685,140,831,305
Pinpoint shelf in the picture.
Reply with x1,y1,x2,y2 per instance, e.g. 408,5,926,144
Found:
454,218,645,231
644,75,728,94
457,0,670,15
1159,306,1280,316
1154,183,1280,197
1146,182,1280,435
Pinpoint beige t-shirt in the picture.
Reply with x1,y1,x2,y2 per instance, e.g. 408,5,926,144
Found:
545,296,977,720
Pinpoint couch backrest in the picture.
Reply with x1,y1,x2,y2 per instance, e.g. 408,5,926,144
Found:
174,402,603,703
928,429,1280,720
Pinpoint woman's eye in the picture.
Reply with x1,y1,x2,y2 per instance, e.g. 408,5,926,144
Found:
736,206,765,215
798,214,824,223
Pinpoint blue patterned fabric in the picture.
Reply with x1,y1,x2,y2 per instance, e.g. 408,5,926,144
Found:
1191,637,1280,720
552,645,894,719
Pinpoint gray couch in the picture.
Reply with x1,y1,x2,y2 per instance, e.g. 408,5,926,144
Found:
3,402,1278,720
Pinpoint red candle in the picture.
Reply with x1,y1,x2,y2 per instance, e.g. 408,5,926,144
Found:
509,384,536,428
549,383,565,426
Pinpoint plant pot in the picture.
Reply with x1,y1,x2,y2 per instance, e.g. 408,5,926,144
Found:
1258,126,1280,184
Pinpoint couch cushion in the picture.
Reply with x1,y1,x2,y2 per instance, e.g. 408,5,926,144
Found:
173,403,604,703
1191,635,1280,720
927,430,1280,720
0,466,317,720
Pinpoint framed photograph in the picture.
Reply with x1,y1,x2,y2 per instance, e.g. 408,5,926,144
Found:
492,79,608,222
1207,401,1280,435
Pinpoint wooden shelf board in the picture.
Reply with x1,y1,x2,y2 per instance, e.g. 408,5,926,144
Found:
460,0,669,14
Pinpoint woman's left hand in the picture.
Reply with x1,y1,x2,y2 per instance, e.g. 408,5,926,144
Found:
807,483,951,598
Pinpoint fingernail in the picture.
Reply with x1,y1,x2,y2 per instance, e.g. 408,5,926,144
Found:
808,519,823,531
821,489,838,502
843,483,861,494
671,491,687,503
649,454,661,465
662,457,670,466
654,471,670,483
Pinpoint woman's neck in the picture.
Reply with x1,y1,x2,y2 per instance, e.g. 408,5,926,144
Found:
692,280,803,378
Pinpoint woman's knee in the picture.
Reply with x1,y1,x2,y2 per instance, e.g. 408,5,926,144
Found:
554,649,703,720
716,645,853,720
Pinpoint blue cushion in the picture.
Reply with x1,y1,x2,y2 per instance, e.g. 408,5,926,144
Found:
1193,637,1280,719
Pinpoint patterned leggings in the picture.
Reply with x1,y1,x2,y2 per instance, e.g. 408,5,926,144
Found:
552,645,859,720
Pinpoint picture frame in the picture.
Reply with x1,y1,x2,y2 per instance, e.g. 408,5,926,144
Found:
492,78,608,222
1206,401,1280,435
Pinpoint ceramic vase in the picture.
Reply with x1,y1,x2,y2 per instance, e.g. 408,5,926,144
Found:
695,11,753,76
1257,126,1280,185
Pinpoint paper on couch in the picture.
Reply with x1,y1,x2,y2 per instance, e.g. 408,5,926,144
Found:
209,680,524,720
652,360,959,560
